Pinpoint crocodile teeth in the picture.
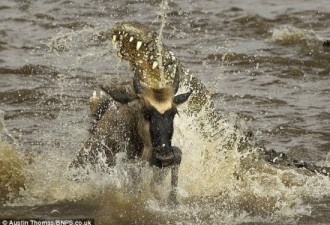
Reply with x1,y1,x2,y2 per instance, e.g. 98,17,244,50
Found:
136,41,142,50
129,36,134,42
112,35,117,44
152,61,158,69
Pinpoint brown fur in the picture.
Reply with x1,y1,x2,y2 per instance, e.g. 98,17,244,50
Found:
143,87,173,114
70,100,145,168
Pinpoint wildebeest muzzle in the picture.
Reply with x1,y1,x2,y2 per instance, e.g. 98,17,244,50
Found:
151,146,182,168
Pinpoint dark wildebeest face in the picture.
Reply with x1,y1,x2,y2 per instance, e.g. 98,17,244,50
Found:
102,68,192,168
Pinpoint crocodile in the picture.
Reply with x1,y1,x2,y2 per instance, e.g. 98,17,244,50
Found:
74,21,329,179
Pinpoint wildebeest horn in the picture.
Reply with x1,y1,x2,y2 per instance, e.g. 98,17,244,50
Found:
172,67,180,94
133,68,143,94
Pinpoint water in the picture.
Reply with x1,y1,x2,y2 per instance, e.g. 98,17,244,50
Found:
0,0,330,224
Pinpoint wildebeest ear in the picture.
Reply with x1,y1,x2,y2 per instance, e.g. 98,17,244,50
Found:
100,82,137,104
173,90,193,105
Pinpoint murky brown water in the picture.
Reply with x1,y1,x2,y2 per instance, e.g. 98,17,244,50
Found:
0,0,330,224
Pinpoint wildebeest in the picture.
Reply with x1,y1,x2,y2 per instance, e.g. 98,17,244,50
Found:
70,67,192,204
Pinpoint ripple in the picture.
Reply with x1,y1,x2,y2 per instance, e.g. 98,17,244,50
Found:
0,88,45,104
0,64,58,76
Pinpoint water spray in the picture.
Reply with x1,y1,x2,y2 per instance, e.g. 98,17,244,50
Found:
156,0,169,87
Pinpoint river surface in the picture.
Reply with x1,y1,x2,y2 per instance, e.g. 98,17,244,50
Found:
0,0,330,224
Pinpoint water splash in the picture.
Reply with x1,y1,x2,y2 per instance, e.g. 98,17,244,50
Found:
0,111,26,203
266,25,327,59
0,110,20,148
2,22,330,225
267,25,322,46
156,0,169,86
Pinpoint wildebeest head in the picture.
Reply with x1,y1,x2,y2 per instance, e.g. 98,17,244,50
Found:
101,68,192,167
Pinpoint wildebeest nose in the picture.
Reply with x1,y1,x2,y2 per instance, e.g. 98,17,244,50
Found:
152,145,174,168
161,143,172,153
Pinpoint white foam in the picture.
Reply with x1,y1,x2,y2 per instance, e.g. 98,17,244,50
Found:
267,25,322,45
